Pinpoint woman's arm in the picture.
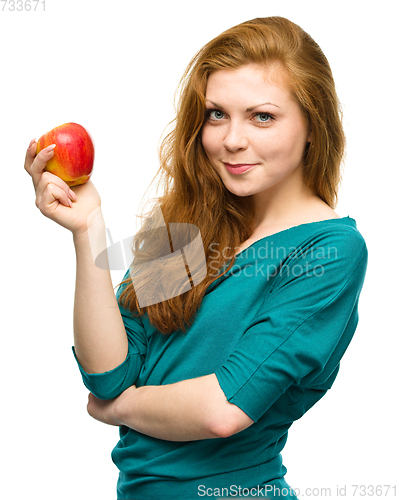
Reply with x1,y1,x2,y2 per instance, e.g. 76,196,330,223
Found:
24,142,129,376
72,218,129,374
88,374,254,441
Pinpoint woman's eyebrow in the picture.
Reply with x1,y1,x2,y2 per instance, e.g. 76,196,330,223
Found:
205,100,280,111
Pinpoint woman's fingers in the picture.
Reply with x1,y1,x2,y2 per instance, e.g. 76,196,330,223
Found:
36,171,76,208
24,139,37,173
25,139,75,205
36,180,73,216
26,143,56,190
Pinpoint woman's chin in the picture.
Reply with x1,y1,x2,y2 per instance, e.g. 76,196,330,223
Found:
224,184,256,198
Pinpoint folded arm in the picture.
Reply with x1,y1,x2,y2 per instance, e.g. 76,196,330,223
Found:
88,373,254,441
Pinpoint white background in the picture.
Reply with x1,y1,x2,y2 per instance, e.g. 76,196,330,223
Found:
1,0,398,498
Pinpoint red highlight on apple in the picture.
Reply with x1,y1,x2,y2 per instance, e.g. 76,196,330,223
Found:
36,122,95,187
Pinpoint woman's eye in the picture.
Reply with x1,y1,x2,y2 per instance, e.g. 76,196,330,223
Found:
254,112,274,123
207,109,224,120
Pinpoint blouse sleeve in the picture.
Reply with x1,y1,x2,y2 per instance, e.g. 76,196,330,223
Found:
72,270,147,400
214,228,368,423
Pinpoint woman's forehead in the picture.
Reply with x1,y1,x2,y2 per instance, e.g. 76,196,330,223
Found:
209,61,288,79
205,63,294,106
206,62,292,92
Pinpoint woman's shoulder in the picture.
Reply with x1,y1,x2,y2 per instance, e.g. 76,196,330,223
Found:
237,201,365,255
309,205,366,251
287,211,368,279
277,201,366,254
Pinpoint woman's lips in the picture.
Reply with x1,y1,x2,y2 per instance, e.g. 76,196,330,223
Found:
223,163,257,175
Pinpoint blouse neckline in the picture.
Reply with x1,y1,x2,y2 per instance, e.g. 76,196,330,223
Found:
233,216,356,258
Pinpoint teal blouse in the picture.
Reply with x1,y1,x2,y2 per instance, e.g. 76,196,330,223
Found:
72,216,368,499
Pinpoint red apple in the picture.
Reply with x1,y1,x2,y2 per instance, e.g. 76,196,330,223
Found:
36,122,95,187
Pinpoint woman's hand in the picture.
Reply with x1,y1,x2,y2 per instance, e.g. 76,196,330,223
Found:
24,139,102,238
87,393,119,426
87,389,137,427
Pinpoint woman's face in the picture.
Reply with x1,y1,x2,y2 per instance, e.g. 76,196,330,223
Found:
201,63,312,199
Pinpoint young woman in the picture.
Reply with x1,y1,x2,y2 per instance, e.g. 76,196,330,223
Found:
25,16,368,500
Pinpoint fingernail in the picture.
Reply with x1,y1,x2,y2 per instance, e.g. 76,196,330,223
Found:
45,144,56,152
69,189,76,200
68,198,73,208
28,138,37,149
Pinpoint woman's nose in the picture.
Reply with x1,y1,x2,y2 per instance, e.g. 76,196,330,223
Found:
223,122,249,152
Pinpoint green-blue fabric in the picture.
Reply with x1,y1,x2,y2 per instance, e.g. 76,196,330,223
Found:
72,216,368,500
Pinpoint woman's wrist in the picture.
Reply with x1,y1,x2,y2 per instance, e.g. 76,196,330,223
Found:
72,208,106,261
113,386,138,427
73,206,104,238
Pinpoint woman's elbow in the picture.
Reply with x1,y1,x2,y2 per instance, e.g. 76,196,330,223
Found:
210,405,254,438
